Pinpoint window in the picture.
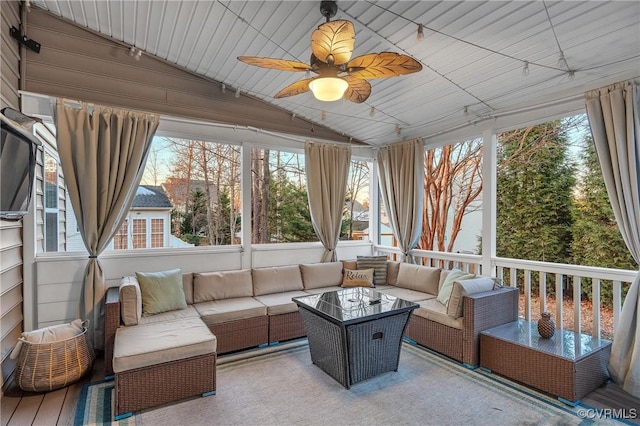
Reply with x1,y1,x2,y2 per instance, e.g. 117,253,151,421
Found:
132,218,147,249
113,220,128,250
151,218,164,248
343,160,370,240
250,148,316,243
44,151,58,252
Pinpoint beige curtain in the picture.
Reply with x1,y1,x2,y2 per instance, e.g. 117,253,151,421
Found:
585,81,640,398
305,142,351,262
55,99,159,350
377,139,424,262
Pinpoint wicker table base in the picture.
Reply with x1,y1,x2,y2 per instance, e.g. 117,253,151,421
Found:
294,288,417,389
480,320,611,405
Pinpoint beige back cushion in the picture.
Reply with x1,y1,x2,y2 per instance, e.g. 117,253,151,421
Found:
341,259,357,271
446,277,496,318
396,263,441,294
182,272,194,305
193,269,253,302
120,276,143,326
386,261,401,285
252,265,304,296
300,262,344,289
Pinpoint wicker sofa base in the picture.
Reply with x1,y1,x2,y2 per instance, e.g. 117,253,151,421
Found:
114,352,216,417
269,311,305,343
208,316,269,354
405,315,463,362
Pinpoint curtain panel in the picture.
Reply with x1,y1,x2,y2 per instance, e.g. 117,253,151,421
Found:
377,138,424,262
585,81,640,398
55,100,159,350
305,142,351,262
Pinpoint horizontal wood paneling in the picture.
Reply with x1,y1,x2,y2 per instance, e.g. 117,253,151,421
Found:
0,246,22,277
23,8,349,143
0,265,22,294
0,0,20,110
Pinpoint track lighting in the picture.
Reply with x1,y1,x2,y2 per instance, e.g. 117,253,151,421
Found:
557,51,568,70
417,24,424,41
567,70,575,80
522,60,529,76
370,106,376,117
395,124,401,136
321,111,326,121
235,87,241,98
221,84,226,94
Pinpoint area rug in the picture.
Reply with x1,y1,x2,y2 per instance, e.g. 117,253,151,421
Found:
75,340,606,425
74,380,137,426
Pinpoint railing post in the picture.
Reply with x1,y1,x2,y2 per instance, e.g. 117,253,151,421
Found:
555,273,564,331
539,272,547,314
573,275,581,335
481,129,496,277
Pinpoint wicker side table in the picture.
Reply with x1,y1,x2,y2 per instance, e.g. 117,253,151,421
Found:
480,320,611,405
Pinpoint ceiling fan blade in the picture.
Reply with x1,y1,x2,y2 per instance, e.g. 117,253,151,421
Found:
274,78,314,98
343,76,371,103
346,52,422,80
237,56,311,72
311,20,355,65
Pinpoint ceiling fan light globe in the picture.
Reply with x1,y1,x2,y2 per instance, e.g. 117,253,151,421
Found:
309,77,349,101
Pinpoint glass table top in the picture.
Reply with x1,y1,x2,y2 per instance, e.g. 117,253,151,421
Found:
293,287,418,324
481,320,612,360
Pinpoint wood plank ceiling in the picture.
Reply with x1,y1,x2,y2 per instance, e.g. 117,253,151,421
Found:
29,1,640,147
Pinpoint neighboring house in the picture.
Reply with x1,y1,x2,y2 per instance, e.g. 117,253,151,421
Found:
162,177,219,214
66,185,193,252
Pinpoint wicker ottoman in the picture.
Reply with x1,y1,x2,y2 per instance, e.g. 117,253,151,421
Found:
480,320,611,405
113,317,217,418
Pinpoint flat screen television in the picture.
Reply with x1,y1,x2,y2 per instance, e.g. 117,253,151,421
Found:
1,108,42,220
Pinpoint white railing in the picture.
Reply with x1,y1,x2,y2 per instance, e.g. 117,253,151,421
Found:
374,245,637,340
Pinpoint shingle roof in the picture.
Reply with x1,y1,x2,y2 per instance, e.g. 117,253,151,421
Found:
131,185,172,209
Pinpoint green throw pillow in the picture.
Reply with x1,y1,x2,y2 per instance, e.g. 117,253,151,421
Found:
436,269,475,306
136,268,187,316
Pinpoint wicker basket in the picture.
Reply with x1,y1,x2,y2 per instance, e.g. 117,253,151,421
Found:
14,321,93,392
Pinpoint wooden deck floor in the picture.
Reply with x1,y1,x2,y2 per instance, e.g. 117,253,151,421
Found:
2,354,639,425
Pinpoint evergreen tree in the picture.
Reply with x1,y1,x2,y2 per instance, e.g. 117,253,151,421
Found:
496,122,575,268
268,174,316,243
571,137,637,302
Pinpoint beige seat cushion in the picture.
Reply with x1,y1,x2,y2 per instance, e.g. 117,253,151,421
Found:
138,305,200,325
414,299,464,330
254,290,309,315
193,269,253,302
300,262,344,289
377,286,435,302
395,263,441,295
252,265,304,296
195,297,267,325
113,318,216,373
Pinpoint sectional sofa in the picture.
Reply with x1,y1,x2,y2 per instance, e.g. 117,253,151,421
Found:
104,259,519,417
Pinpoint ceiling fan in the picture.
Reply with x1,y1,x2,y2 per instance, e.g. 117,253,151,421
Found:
237,0,422,103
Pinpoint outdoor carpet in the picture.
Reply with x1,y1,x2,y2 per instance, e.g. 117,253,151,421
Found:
75,340,605,425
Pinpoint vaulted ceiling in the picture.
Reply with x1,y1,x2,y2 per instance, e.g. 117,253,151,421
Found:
29,1,640,146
